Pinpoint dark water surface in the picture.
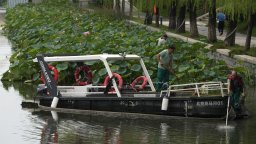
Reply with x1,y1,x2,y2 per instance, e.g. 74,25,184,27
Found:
1,31,256,144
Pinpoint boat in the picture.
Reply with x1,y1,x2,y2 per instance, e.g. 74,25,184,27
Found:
33,53,245,118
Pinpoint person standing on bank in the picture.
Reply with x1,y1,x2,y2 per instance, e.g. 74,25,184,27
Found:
227,70,245,113
157,34,168,46
217,10,226,36
156,45,175,91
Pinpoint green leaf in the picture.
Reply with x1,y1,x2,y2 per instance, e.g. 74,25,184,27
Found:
120,61,128,68
32,73,40,81
208,71,216,77
117,68,127,74
111,65,119,72
178,64,190,72
131,64,141,72
10,60,19,68
56,63,68,71
98,68,107,76
84,61,97,66
92,74,100,84
148,70,153,76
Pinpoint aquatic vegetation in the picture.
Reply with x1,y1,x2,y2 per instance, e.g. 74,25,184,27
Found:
2,0,233,85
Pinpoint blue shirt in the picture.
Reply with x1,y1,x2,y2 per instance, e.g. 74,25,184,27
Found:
217,12,226,21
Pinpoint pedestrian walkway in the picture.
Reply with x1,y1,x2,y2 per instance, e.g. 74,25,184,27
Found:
161,20,256,47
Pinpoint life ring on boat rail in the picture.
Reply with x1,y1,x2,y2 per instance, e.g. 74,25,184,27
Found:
74,65,93,86
41,65,59,84
103,73,123,92
131,76,148,91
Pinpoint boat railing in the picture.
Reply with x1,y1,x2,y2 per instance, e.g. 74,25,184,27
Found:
160,81,228,98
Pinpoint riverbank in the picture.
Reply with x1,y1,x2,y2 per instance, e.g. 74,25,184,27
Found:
128,20,256,75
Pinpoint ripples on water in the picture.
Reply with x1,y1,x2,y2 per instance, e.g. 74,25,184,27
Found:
19,110,245,144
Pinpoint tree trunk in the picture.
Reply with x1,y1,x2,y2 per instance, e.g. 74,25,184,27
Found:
177,5,186,33
168,1,177,30
115,0,121,13
144,11,152,25
245,13,256,50
122,0,125,15
129,0,133,17
155,7,160,27
188,0,199,37
207,0,217,43
224,18,237,46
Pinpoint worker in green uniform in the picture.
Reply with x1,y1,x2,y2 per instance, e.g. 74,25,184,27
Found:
156,45,175,92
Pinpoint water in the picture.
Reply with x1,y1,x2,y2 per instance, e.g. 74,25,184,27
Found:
1,26,256,144
0,71,255,143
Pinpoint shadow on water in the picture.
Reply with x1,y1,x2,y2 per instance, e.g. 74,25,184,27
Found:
29,106,253,144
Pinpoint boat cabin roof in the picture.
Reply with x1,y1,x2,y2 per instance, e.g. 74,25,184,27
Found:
33,54,141,62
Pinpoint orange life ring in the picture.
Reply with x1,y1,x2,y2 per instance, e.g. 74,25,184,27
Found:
131,76,148,91
74,65,93,86
104,73,123,92
41,65,59,84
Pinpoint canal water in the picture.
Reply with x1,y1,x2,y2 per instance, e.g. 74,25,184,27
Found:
1,24,256,144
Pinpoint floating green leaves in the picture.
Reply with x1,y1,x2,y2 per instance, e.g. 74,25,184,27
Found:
98,68,107,77
56,63,69,72
178,64,190,73
1,0,245,85
131,64,141,72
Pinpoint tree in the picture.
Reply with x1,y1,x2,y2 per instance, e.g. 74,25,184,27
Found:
221,0,256,48
176,2,186,33
168,0,177,30
129,0,133,17
221,0,239,46
122,0,125,15
224,17,237,46
207,0,217,42
115,0,121,13
244,0,256,50
245,13,256,50
188,0,199,37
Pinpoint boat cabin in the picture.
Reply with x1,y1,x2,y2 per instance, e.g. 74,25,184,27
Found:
33,53,229,98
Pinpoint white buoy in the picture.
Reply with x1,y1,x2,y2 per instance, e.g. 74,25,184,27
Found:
51,97,59,108
161,96,169,111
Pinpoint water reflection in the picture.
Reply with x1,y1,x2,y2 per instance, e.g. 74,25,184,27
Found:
2,81,37,99
30,110,247,144
40,116,58,144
